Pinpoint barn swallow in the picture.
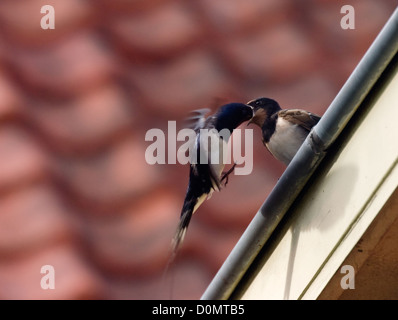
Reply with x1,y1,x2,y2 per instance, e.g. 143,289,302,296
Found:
247,97,321,165
172,103,253,254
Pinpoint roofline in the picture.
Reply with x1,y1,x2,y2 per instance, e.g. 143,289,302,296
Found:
201,8,398,300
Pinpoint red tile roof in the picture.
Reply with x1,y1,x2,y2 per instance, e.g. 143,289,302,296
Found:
0,0,396,299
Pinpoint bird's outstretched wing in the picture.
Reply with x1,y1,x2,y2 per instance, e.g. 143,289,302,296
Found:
184,108,211,132
278,109,321,132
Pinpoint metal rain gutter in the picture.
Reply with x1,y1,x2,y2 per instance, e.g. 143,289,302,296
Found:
201,8,398,300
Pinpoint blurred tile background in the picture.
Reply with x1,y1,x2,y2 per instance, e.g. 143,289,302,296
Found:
0,0,396,299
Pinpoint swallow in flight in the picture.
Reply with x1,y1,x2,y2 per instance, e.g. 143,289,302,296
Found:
172,103,253,254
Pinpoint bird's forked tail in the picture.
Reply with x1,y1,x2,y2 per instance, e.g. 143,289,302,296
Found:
171,200,195,257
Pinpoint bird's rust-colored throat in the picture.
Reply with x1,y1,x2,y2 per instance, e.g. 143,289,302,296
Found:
248,108,267,127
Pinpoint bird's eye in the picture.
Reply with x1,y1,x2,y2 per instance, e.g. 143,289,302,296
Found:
255,101,260,105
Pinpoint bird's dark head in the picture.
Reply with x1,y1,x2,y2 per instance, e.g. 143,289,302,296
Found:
215,103,253,132
247,97,281,127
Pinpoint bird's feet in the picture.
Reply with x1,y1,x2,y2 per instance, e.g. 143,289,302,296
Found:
220,162,237,186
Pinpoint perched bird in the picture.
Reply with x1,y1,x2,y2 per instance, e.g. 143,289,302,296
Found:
172,103,253,254
247,97,321,165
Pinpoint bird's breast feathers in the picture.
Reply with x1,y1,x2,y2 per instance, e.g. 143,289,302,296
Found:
190,129,228,188
201,131,227,185
266,117,308,165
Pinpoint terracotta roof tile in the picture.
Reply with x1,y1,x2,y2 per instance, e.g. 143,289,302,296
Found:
189,224,246,274
245,73,337,116
0,0,94,46
198,0,292,34
96,0,168,14
110,2,203,60
200,167,277,229
57,136,161,210
29,84,135,154
163,259,212,299
224,25,318,83
84,189,180,276
0,184,74,256
9,33,116,97
107,258,211,299
310,0,394,57
0,125,49,191
0,70,23,121
0,0,396,299
0,244,104,299
129,50,236,116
